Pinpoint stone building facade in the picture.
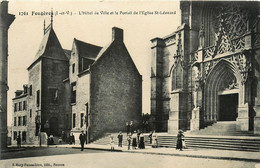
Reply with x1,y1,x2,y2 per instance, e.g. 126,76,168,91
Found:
12,20,142,144
11,85,29,145
0,1,15,149
69,27,142,142
13,21,71,145
151,1,260,134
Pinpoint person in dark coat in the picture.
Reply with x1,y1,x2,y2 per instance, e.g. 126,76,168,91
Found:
127,134,131,150
17,135,21,148
176,130,184,151
132,131,137,149
79,131,86,151
137,130,141,147
71,133,75,145
138,132,145,149
117,131,123,147
148,131,153,144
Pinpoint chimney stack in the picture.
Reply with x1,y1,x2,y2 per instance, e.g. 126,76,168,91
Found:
112,27,123,42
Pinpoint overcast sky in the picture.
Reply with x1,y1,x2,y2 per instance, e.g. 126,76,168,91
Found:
7,0,180,126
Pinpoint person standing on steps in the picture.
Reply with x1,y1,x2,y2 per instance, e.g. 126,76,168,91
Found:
79,130,86,151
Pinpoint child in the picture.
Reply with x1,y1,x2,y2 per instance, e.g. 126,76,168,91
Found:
110,135,115,151
127,134,131,150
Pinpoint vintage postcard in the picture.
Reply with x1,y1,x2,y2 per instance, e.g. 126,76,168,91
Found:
1,0,260,168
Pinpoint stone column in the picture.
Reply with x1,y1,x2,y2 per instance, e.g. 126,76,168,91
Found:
190,65,202,131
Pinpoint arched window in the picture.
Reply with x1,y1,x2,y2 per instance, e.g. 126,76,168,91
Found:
171,62,183,91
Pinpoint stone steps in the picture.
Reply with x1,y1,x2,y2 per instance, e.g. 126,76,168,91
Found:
91,132,260,152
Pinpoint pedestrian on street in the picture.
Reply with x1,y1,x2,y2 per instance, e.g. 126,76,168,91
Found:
79,130,86,151
148,131,153,144
132,131,137,149
71,133,75,145
117,131,123,147
139,132,145,149
151,130,158,148
110,135,115,151
17,135,21,148
127,134,131,150
137,130,141,147
176,130,184,151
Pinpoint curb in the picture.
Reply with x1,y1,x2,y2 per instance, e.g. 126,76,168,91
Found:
123,150,260,163
73,146,260,163
72,146,123,152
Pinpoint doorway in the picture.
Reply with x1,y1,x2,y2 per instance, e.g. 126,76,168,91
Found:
219,93,238,121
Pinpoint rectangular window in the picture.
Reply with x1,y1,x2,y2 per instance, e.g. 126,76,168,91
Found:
14,103,17,112
36,90,40,107
29,85,32,96
30,109,32,118
73,113,76,128
23,116,27,126
23,101,27,110
14,117,17,126
85,103,89,126
14,131,17,140
71,83,76,104
49,88,58,104
18,102,22,111
18,116,22,126
22,131,26,141
80,113,84,128
72,63,75,74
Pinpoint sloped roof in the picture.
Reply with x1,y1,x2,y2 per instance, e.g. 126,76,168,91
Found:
74,38,102,60
94,41,113,63
64,49,72,60
28,26,68,69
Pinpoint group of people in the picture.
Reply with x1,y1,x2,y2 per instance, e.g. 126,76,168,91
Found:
109,130,146,151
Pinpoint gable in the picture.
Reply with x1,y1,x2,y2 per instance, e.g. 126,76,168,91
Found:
28,27,68,70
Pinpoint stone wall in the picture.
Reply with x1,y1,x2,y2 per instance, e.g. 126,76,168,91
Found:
28,61,42,144
71,73,90,142
89,41,142,141
41,58,69,136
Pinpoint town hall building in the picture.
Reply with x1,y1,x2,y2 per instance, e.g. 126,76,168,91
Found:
12,17,142,145
151,1,260,135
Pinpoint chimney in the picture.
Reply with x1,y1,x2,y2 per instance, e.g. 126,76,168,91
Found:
23,84,28,94
112,27,123,42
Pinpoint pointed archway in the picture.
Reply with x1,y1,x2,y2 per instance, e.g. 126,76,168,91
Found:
204,60,242,125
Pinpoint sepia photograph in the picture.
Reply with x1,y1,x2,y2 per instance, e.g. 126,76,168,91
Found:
0,0,260,168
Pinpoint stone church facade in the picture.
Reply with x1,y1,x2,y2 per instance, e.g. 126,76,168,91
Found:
151,1,260,134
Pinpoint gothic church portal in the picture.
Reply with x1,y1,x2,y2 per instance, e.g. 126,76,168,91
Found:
151,1,260,135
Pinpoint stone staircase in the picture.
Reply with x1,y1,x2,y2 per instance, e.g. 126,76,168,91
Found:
91,122,260,152
187,121,255,136
92,133,152,147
